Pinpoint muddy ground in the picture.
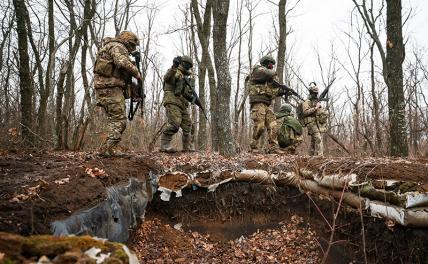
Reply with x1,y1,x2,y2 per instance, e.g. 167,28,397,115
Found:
1,151,428,263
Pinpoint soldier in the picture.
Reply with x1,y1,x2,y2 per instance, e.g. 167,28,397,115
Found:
301,82,329,156
247,55,286,153
270,104,303,154
160,55,195,153
93,31,141,157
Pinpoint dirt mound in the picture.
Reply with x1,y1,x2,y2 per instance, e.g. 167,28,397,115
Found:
0,151,156,235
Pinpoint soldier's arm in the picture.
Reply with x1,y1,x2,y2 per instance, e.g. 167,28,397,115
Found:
302,101,318,117
164,68,177,84
109,45,139,78
262,68,276,82
172,70,185,96
252,67,276,82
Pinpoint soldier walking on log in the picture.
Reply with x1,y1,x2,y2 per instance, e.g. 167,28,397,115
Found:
247,55,288,153
160,56,196,153
93,31,142,157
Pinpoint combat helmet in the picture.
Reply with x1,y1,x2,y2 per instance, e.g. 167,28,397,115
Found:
279,104,293,114
118,31,139,50
180,55,193,73
181,55,193,68
308,82,319,93
260,55,276,67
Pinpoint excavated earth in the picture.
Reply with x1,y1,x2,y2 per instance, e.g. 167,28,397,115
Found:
1,150,428,263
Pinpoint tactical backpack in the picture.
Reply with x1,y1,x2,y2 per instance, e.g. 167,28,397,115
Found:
278,116,303,148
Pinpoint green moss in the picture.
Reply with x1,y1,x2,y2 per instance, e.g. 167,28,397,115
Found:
0,232,128,263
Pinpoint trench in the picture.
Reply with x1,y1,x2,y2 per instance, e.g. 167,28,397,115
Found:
48,156,428,263
128,170,428,263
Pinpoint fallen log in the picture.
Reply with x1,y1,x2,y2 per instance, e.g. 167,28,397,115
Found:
157,168,428,227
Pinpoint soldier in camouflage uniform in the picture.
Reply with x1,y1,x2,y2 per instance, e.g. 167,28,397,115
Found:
270,104,303,154
302,83,329,156
160,55,195,153
93,31,141,156
247,55,285,152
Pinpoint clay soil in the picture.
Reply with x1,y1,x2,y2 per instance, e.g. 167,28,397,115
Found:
0,150,156,235
1,151,428,263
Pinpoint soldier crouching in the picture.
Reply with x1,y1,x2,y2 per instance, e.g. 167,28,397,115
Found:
93,31,141,157
270,104,303,154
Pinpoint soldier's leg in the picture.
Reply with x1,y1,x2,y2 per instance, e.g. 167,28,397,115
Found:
250,103,266,150
315,132,324,156
161,104,182,152
180,107,194,152
286,130,302,154
312,132,323,156
97,87,126,155
309,134,314,156
265,105,277,148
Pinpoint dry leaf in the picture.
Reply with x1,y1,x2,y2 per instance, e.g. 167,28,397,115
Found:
84,166,108,178
54,177,70,185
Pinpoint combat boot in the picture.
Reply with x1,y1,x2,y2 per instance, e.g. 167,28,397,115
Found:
182,134,195,152
160,134,177,153
97,140,127,158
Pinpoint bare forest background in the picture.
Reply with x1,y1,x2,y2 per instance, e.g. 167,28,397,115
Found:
1,0,428,157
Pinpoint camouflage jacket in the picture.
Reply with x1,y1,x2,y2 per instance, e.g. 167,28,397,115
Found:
302,99,328,132
94,38,139,89
163,66,190,109
247,65,279,106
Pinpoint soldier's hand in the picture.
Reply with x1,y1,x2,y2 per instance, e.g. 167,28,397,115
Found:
316,102,322,109
136,73,142,80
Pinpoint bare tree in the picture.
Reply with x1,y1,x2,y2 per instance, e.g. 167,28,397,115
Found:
353,0,408,156
13,0,34,143
191,0,217,150
212,0,236,155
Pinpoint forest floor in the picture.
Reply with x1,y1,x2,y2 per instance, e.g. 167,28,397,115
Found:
0,150,427,263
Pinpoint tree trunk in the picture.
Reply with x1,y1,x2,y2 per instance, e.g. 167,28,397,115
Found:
370,42,382,154
190,0,217,150
275,0,287,112
386,0,408,156
13,0,34,143
55,61,69,149
38,0,55,137
212,0,236,155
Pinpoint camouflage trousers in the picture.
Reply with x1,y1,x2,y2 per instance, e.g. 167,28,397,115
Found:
250,103,275,150
306,122,324,156
95,87,126,151
162,104,192,136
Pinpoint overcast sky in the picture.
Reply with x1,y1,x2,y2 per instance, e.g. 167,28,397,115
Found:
124,0,428,103
146,0,428,80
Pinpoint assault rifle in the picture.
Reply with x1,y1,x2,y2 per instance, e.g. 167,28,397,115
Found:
272,79,304,101
128,50,145,121
183,76,208,120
